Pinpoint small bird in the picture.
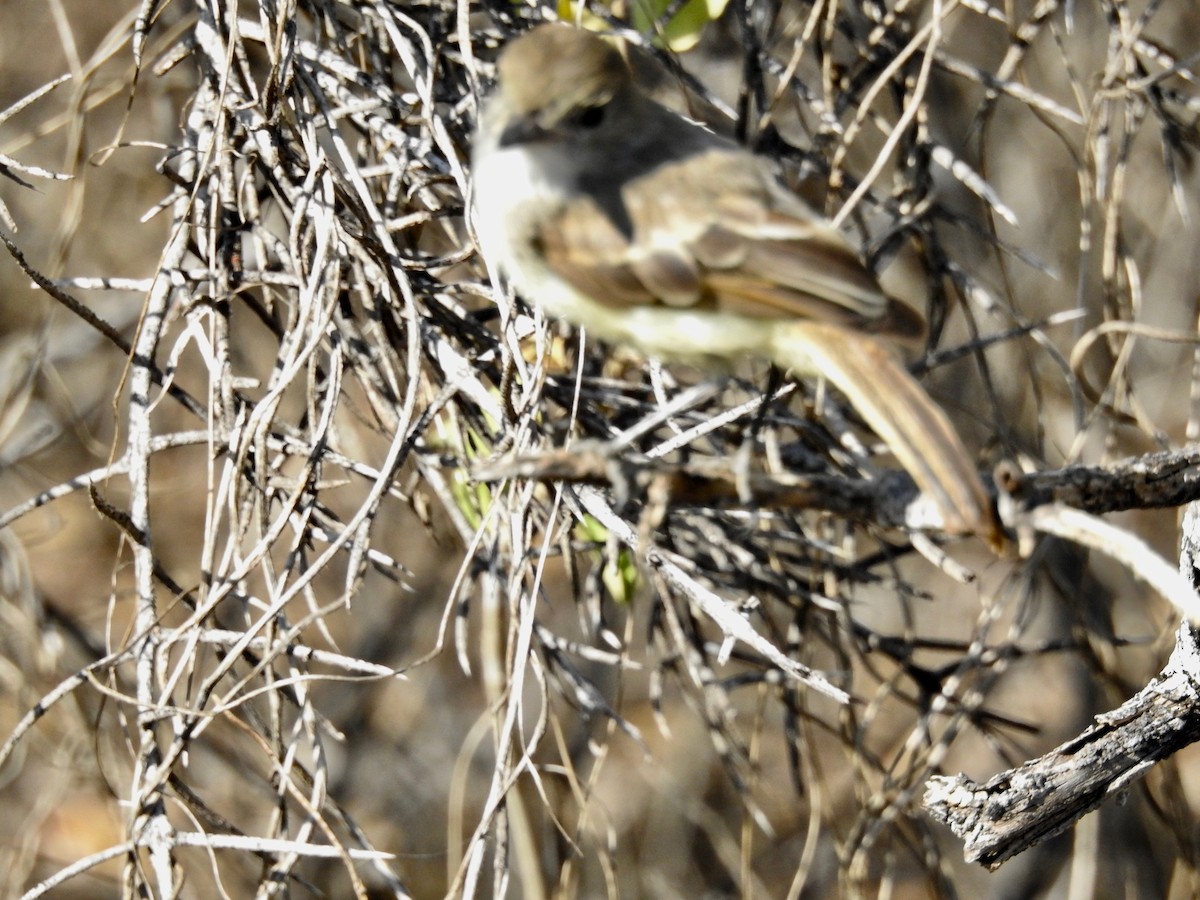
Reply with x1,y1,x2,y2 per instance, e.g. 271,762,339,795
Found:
471,22,1001,548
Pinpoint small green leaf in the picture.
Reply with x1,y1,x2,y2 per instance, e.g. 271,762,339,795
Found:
631,0,729,51
574,513,609,544
449,466,492,530
602,549,639,605
575,515,640,604
554,0,728,52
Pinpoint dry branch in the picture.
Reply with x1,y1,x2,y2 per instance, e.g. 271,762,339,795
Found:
925,620,1200,868
926,502,1200,868
2,0,1200,897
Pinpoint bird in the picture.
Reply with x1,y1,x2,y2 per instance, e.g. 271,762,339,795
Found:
471,22,1002,549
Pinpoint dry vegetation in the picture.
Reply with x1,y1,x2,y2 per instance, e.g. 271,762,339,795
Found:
1,0,1199,897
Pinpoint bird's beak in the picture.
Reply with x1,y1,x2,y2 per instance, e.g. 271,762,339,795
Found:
498,113,549,148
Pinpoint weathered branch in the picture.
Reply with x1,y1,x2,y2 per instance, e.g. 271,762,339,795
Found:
475,444,920,525
1001,446,1200,514
923,621,1200,868
477,443,1200,536
924,502,1200,867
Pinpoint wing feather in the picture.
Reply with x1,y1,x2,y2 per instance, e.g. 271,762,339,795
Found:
534,149,925,340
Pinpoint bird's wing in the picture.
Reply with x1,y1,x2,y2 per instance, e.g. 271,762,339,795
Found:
532,149,1002,549
535,149,925,341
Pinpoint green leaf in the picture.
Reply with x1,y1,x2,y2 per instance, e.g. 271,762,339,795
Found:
554,0,728,52
575,515,641,604
601,549,639,605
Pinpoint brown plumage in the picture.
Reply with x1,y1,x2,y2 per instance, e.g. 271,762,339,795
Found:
473,23,1003,549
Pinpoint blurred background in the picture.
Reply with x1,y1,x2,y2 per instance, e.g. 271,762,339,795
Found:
1,0,1199,897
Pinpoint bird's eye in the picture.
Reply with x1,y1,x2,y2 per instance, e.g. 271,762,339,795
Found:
576,104,606,129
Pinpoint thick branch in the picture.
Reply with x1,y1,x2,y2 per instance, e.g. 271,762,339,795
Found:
475,444,922,527
477,444,1200,534
1001,446,1200,513
923,622,1200,868
925,502,1200,868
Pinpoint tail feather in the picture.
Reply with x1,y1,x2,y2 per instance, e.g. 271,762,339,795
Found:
771,322,1002,549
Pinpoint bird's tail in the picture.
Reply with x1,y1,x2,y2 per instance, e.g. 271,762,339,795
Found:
770,321,1003,551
